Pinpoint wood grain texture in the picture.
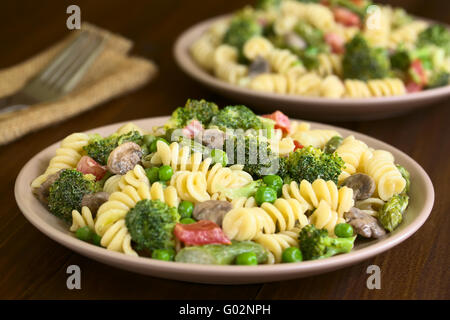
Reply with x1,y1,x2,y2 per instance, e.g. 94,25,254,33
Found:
0,0,449,300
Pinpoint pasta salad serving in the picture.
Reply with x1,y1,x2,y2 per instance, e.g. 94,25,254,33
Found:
32,99,410,265
190,0,450,98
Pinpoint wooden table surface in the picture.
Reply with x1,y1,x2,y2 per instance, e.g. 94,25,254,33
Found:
0,0,449,300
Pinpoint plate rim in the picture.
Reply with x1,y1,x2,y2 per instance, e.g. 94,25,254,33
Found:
14,116,435,282
173,14,450,108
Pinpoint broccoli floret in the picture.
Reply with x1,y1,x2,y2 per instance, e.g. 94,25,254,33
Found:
226,135,281,179
390,49,411,71
83,131,143,165
125,199,180,252
48,169,96,223
223,16,262,52
209,105,263,131
378,194,409,232
427,71,450,89
343,35,390,80
285,146,344,184
294,21,325,49
299,224,356,260
417,24,450,55
255,0,281,10
165,99,219,129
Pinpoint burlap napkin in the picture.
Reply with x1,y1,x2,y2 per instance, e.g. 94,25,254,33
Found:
0,23,157,145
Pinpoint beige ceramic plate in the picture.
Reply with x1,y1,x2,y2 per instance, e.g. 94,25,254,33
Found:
174,15,450,121
15,117,434,284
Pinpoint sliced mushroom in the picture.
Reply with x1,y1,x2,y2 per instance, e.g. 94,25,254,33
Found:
342,173,376,201
345,207,386,238
248,56,271,77
37,171,62,205
202,129,225,150
107,142,142,175
193,200,233,227
81,192,110,216
284,32,307,50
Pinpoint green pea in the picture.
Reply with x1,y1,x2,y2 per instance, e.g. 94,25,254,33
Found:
75,226,92,242
180,218,197,224
235,252,258,265
211,149,228,167
255,186,277,206
158,165,173,181
92,234,102,247
282,247,303,263
152,249,175,261
263,175,283,196
143,134,156,147
334,223,354,238
149,137,169,153
145,167,160,183
178,201,194,219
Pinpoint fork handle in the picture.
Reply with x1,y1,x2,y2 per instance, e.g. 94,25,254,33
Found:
0,93,34,115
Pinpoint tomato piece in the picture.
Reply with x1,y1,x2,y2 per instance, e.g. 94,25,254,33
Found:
293,140,304,151
262,110,291,134
174,220,231,246
76,156,107,181
182,119,203,139
409,59,428,86
406,81,423,93
333,7,361,27
351,0,364,6
325,33,345,54
320,0,330,6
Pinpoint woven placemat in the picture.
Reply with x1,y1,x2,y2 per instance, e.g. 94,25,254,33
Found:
0,23,157,145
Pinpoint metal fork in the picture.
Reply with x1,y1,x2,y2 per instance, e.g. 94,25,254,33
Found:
0,31,105,115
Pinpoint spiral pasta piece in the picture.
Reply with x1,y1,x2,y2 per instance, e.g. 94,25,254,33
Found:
222,207,276,241
248,73,288,94
31,133,90,189
291,128,341,149
345,79,406,98
151,141,212,174
310,200,345,236
389,20,428,49
282,179,354,218
317,54,342,77
335,135,369,182
254,227,301,263
205,163,253,195
267,48,302,74
103,175,122,194
320,75,345,98
286,72,322,96
115,122,144,135
260,198,309,232
271,137,295,156
190,34,217,71
149,182,179,208
95,182,150,237
70,206,95,232
360,149,406,201
169,171,210,203
118,164,149,190
232,197,257,209
243,36,274,60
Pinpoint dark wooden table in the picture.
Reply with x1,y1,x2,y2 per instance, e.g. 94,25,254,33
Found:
0,0,449,300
